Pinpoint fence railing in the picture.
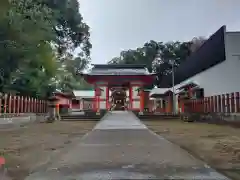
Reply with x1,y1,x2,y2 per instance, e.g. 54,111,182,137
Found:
0,94,48,115
185,92,240,114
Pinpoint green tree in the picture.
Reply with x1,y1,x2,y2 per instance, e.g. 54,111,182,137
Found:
190,36,206,53
40,0,92,56
108,40,192,87
0,0,55,94
0,0,92,98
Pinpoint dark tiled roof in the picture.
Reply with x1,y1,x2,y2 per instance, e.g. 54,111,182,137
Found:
54,91,75,98
92,64,147,69
159,26,226,88
89,64,151,75
177,82,199,90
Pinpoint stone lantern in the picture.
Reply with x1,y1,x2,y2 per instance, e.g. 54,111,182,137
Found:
46,95,60,123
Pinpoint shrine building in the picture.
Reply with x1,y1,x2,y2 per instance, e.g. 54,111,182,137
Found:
79,64,156,113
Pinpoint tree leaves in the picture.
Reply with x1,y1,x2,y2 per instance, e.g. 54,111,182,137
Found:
42,0,92,56
108,40,193,87
0,0,92,98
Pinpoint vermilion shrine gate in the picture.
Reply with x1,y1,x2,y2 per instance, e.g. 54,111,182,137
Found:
79,64,156,113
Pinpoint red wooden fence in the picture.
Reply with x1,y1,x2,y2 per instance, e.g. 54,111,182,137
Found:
185,92,240,113
0,94,47,115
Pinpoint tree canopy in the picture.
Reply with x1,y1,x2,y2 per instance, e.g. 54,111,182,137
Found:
0,0,92,98
108,39,205,87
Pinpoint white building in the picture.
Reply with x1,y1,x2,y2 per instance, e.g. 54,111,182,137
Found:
72,90,95,111
159,25,240,97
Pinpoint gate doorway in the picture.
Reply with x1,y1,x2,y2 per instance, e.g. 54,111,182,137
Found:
110,87,127,110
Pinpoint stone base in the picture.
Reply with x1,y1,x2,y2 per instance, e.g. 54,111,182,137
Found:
45,116,58,123
180,112,240,127
0,113,47,128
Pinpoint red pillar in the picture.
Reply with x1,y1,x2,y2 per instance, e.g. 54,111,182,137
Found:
4,94,7,114
28,97,31,112
215,96,218,112
17,96,20,115
42,100,44,113
231,93,235,113
140,89,144,112
41,100,45,113
35,98,37,113
19,96,21,113
13,96,16,114
33,98,35,113
0,95,2,116
222,94,225,113
201,99,204,113
236,92,240,113
20,96,24,113
210,96,214,112
37,99,40,113
40,100,43,113
204,97,207,113
32,98,35,113
226,94,230,113
181,98,185,113
193,100,196,113
167,95,172,113
196,100,199,112
129,86,132,110
218,95,221,113
24,97,27,113
106,86,109,110
8,95,12,113
35,99,37,113
45,101,48,113
32,98,34,113
94,86,96,112
207,97,210,113
29,97,31,112
39,100,41,113
41,100,44,113
193,100,196,112
30,98,33,112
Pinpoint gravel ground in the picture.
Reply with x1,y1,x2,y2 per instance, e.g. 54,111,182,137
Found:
1,114,238,180
0,121,97,180
143,120,240,180
24,112,229,180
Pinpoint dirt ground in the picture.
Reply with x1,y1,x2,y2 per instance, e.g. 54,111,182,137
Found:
144,120,240,180
1,119,240,180
0,121,97,180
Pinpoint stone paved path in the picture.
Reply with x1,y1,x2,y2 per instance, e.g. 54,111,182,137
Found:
26,111,229,180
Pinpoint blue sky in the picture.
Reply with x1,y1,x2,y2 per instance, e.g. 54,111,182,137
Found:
79,0,240,64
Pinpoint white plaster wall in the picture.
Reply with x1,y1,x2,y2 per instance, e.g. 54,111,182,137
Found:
100,86,107,98
132,100,140,109
99,101,106,109
132,86,140,99
175,32,240,96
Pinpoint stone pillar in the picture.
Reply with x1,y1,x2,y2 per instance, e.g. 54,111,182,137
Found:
46,96,60,123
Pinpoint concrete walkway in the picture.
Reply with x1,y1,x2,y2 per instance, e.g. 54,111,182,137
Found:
26,111,229,180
